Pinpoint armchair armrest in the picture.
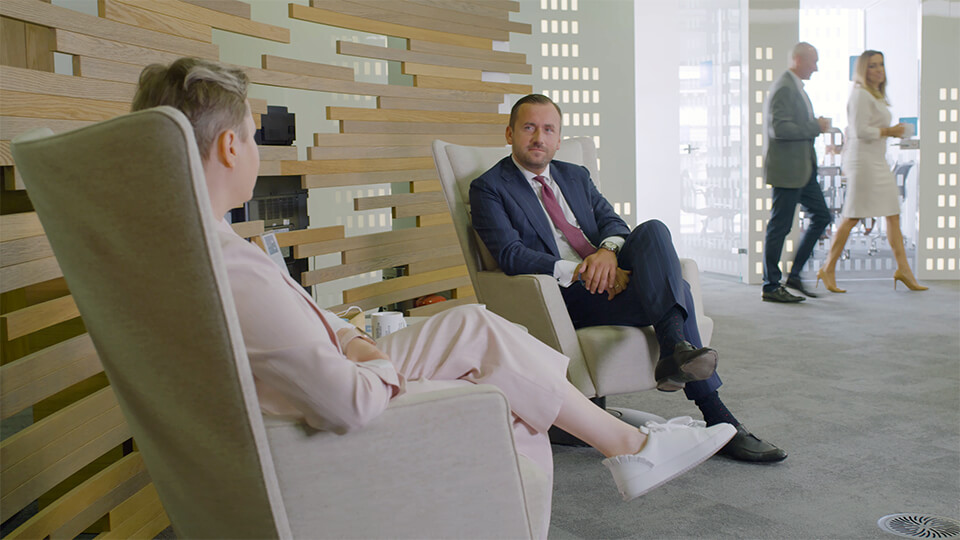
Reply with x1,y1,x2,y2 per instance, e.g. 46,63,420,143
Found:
263,383,538,539
476,271,595,395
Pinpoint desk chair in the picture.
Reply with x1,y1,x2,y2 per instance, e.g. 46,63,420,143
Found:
432,138,713,427
12,107,548,539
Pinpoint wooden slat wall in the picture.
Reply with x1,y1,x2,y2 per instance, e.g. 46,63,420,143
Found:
0,0,529,536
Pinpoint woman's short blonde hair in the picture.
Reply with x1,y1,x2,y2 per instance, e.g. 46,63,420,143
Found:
853,50,888,103
132,57,250,159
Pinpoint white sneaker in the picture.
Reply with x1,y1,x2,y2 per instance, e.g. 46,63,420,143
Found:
601,416,736,501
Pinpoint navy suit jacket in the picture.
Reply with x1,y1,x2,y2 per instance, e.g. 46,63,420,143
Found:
470,156,630,277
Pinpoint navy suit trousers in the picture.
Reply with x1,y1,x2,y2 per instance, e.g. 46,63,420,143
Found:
559,219,722,400
763,172,832,292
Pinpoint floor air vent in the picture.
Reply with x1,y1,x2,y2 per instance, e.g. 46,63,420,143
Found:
878,514,960,539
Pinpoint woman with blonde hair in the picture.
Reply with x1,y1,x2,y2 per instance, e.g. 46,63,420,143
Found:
818,50,927,292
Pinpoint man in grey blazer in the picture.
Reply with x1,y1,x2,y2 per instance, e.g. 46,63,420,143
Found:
762,42,832,302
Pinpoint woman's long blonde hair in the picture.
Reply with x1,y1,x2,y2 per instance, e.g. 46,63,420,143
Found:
853,50,888,103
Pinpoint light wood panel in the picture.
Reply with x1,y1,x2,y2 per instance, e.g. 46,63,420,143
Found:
258,145,298,161
0,141,13,167
1,294,80,341
302,244,462,286
274,225,345,248
308,144,430,160
342,230,459,264
327,274,471,313
114,0,289,43
402,63,481,81
343,265,467,303
417,212,454,227
407,253,466,274
262,54,354,81
0,65,136,103
308,0,508,41
405,295,476,317
329,107,506,125
4,453,148,540
377,96,499,113
0,235,53,268
302,168,438,189
281,156,435,176
0,116,92,141
340,120,504,134
99,0,212,43
414,75,533,95
292,224,453,258
0,257,62,294
72,57,142,84
354,191,445,211
1,17,28,69
180,0,250,19
408,39,526,64
411,179,443,193
340,0,529,33
0,0,219,58
0,90,130,123
54,29,181,67
290,3,490,49
314,132,503,147
338,40,530,74
97,483,168,539
0,334,100,420
394,202,448,218
0,212,43,242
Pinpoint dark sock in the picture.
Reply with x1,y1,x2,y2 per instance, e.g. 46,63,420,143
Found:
654,306,685,358
695,391,740,427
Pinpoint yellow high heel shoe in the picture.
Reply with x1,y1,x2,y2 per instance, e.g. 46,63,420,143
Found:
893,269,928,291
816,268,846,293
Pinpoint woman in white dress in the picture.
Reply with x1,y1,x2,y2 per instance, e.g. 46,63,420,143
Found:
818,50,927,292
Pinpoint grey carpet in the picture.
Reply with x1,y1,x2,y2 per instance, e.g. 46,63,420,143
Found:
549,274,960,539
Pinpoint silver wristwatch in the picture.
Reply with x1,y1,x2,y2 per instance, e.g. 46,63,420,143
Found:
599,240,620,255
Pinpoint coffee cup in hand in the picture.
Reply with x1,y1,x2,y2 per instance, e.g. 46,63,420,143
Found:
371,311,406,339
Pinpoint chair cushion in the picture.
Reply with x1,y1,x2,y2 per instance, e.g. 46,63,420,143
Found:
577,325,658,395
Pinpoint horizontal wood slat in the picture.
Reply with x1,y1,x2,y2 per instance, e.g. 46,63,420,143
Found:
0,0,218,58
180,0,250,19
307,145,430,160
290,3,490,49
407,0,517,19
416,212,453,227
301,244,462,286
72,56,142,84
354,191,445,211
327,274,471,313
405,295,476,317
407,253,466,274
394,202,448,218
291,224,452,258
402,62,480,80
328,107,506,125
1,294,80,341
0,116,92,141
410,179,442,193
115,0,289,43
340,255,457,297
98,483,167,539
262,54,354,81
257,145,298,161
0,65,136,103
0,256,63,294
0,235,53,268
408,39,526,64
0,140,12,166
342,230,458,264
99,0,212,43
309,0,508,41
0,334,100,420
340,120,504,135
337,0,529,34
0,212,43,242
54,29,181,67
313,133,502,147
274,226,345,249
4,453,148,540
377,96,500,113
242,64,501,103
337,40,530,75
0,90,129,123
0,387,130,522
414,75,533,95
302,168,437,189
281,156,435,176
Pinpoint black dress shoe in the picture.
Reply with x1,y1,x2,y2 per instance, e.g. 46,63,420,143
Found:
785,276,818,298
761,286,805,303
655,341,718,392
719,424,788,462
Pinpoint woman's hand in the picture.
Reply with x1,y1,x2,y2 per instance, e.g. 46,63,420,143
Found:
883,123,906,138
344,335,390,363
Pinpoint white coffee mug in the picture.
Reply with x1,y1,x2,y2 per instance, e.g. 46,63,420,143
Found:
371,311,407,339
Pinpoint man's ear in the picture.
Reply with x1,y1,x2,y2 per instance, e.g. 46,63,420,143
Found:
215,129,238,168
505,125,513,145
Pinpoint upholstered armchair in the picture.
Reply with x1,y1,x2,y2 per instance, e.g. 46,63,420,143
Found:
12,107,549,539
432,138,713,421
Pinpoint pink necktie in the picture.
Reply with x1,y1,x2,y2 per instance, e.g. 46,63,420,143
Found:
532,175,596,259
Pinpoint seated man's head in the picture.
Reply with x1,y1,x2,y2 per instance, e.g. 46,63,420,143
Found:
507,94,562,175
131,57,259,216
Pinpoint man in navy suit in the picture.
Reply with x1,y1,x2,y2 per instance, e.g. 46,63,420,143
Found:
470,94,786,462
